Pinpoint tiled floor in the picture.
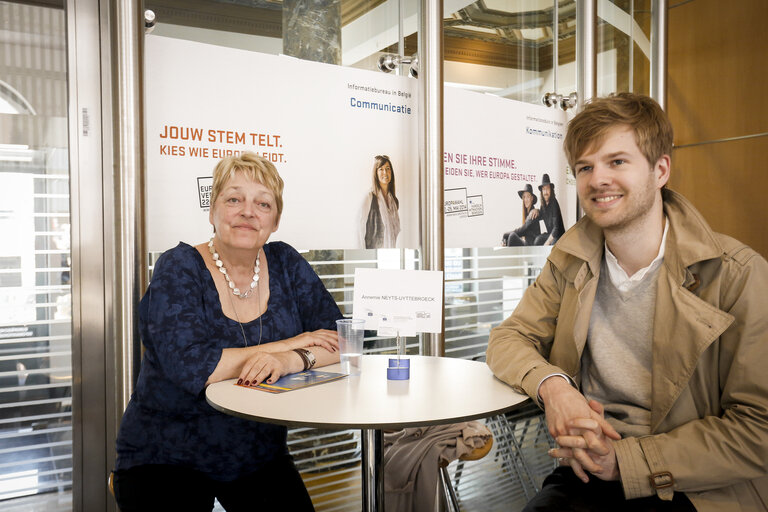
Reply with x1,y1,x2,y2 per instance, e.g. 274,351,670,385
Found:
0,492,228,511
0,408,552,512
1,491,72,512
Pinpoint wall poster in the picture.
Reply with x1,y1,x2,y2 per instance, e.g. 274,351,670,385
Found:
444,88,575,248
145,36,419,253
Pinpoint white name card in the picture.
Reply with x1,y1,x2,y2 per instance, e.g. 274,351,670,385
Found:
352,268,443,335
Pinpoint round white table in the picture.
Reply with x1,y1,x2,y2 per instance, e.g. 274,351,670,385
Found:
206,354,528,512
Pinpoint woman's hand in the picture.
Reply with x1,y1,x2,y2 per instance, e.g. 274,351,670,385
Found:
236,351,300,387
283,329,339,353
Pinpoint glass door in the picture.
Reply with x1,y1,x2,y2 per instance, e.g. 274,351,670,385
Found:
142,1,418,510
443,0,569,102
436,1,657,509
441,0,572,364
0,1,73,509
596,0,652,96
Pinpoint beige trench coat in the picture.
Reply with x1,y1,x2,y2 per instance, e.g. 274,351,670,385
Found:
487,190,768,512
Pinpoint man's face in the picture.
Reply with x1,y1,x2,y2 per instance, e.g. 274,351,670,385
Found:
574,126,668,233
541,184,551,203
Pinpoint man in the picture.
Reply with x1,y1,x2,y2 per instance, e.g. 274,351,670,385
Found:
487,93,768,512
534,173,565,246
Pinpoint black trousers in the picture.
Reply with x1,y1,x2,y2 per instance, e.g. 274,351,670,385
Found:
112,455,314,512
523,467,697,512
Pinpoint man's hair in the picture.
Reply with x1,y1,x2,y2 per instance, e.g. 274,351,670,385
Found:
564,93,673,168
210,152,284,218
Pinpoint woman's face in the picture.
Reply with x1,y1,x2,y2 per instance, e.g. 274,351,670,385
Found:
377,161,392,187
522,191,533,209
209,172,279,252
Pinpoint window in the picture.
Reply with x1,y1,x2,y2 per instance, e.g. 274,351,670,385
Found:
0,1,72,506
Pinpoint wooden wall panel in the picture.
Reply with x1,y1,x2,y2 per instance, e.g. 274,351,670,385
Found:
667,0,768,258
669,137,768,257
668,0,768,144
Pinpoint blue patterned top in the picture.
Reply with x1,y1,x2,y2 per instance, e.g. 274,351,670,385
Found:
115,241,342,481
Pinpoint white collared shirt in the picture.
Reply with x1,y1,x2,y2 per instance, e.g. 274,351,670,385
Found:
604,218,669,293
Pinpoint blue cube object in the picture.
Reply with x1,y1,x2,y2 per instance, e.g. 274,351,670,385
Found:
387,358,410,380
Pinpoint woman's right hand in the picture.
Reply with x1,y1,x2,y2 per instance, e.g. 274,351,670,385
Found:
237,351,296,387
283,329,339,353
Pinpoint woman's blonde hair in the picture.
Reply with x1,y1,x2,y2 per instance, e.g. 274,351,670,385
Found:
564,93,673,168
210,152,284,218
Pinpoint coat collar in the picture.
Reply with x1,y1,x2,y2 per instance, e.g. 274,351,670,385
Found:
547,213,603,286
549,188,724,283
658,189,723,287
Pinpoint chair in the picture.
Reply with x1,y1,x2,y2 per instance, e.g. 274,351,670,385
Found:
436,405,555,511
487,410,544,499
439,434,494,512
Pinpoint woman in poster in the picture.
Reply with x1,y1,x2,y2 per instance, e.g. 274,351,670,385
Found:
502,183,541,246
360,155,401,249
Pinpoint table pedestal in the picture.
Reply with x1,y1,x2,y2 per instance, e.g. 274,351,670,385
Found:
361,428,384,512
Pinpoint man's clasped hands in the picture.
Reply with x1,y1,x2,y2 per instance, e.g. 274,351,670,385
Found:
539,376,622,483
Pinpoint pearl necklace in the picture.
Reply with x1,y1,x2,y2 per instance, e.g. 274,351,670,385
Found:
208,237,260,299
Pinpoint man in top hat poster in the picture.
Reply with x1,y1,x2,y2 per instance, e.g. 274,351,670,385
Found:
534,173,566,246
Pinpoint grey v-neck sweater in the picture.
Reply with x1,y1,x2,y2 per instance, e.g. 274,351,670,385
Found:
581,257,661,438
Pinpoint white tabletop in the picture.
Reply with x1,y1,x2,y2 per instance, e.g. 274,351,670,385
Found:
206,355,529,429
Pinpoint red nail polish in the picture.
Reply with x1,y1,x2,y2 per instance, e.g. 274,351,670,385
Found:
243,380,250,386
237,379,243,385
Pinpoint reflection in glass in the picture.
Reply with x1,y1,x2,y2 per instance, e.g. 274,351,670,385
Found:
438,0,651,103
145,0,410,70
441,0,568,104
0,1,72,505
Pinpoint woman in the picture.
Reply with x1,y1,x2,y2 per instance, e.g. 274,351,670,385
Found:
113,153,342,511
360,155,401,248
502,183,541,246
